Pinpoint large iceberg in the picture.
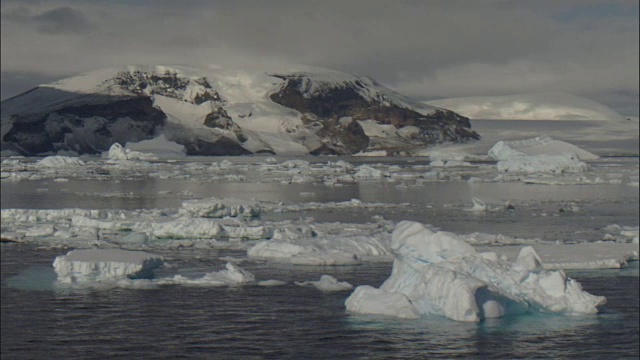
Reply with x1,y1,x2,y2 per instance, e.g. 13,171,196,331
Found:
488,137,592,174
53,249,164,283
489,136,598,161
345,221,606,322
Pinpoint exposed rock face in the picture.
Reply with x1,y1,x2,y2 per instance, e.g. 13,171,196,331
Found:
270,73,479,154
3,96,165,154
1,65,479,156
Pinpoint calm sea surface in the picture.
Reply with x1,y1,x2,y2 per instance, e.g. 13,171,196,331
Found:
1,244,638,359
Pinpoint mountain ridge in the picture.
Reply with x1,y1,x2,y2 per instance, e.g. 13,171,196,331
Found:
1,64,479,156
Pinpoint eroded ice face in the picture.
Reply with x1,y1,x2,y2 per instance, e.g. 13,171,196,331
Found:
345,221,608,322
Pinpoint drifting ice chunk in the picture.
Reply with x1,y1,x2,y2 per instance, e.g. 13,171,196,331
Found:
296,275,353,292
157,263,255,286
125,135,186,159
179,197,260,218
106,143,158,161
353,165,384,179
489,137,593,174
247,241,360,265
345,221,606,322
53,249,164,283
36,156,85,167
496,153,589,174
489,136,598,161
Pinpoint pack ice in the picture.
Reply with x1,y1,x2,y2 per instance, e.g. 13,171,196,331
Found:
53,249,164,283
345,221,606,322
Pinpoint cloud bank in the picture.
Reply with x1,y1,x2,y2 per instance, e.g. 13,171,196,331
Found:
1,0,638,114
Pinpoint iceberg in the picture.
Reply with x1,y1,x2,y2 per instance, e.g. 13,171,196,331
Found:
53,249,164,283
125,134,187,159
488,137,592,174
105,142,158,161
345,221,606,322
489,136,598,161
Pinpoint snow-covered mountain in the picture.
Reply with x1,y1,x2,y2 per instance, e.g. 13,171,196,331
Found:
425,92,626,121
1,65,479,156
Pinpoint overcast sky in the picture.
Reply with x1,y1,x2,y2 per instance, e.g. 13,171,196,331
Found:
1,0,638,115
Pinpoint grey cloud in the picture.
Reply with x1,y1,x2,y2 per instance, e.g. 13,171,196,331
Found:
0,0,637,114
32,6,93,34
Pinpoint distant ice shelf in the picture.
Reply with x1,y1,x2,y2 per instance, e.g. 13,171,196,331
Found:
426,92,626,121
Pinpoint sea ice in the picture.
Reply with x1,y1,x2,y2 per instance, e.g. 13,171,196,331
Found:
345,221,607,322
105,143,158,161
36,156,85,167
156,262,255,286
53,249,164,283
247,241,361,265
296,275,353,292
179,197,261,218
125,134,187,159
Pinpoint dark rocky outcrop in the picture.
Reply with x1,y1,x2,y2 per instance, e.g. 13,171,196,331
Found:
3,95,165,154
269,74,479,153
110,70,223,105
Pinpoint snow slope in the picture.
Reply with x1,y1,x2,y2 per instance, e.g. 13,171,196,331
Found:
426,92,626,121
1,64,477,156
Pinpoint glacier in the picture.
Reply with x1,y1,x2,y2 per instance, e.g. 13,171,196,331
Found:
345,221,607,322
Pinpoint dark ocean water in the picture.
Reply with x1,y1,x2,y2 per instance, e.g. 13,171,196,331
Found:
2,245,638,360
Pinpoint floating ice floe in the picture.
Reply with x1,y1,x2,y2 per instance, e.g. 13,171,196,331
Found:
489,137,592,174
248,241,361,265
156,262,255,286
53,249,164,284
125,135,187,159
345,221,607,322
179,197,261,218
36,156,85,167
105,142,158,161
296,275,353,292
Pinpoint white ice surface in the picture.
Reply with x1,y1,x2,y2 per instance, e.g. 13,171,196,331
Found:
125,135,186,159
105,143,158,161
489,136,598,161
53,249,164,283
36,156,85,167
345,221,607,322
489,137,592,174
179,197,260,218
156,262,255,286
296,275,353,292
